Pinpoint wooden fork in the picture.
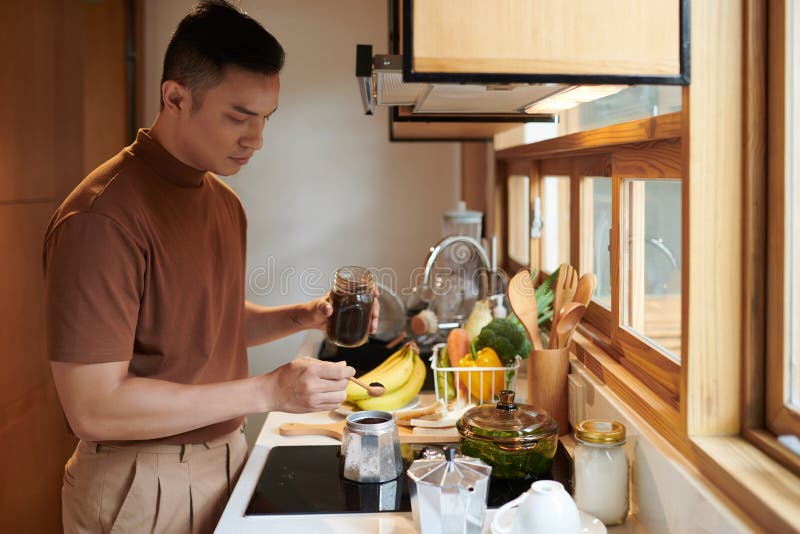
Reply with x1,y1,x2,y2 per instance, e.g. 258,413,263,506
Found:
553,263,578,326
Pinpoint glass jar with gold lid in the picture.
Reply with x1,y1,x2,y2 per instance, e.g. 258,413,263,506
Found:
573,419,629,525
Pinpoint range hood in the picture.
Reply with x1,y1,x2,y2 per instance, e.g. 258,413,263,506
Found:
356,44,627,118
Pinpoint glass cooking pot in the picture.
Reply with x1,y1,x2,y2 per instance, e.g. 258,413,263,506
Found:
457,390,558,479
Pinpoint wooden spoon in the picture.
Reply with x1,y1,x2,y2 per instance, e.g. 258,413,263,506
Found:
574,272,597,307
553,263,578,325
348,377,386,397
507,269,543,350
552,302,586,349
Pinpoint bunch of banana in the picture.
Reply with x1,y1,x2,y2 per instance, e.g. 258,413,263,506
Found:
344,342,427,411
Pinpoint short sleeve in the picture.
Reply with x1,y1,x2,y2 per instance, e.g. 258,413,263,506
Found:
44,213,144,363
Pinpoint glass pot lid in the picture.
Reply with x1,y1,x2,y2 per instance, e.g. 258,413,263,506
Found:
456,390,558,445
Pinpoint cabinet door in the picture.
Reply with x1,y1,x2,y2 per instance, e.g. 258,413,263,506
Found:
403,0,688,85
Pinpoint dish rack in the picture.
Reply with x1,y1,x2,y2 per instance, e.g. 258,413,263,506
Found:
429,343,521,412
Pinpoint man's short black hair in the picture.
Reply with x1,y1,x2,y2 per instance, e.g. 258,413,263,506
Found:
161,0,285,110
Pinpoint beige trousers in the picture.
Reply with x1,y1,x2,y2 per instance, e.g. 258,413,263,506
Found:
61,426,248,534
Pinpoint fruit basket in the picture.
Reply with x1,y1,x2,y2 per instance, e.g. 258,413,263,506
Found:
430,343,521,411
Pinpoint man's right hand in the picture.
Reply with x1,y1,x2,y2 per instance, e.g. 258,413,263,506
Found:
260,357,355,413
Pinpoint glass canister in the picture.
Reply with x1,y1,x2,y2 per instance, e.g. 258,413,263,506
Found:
573,419,629,525
456,390,558,479
442,201,483,241
327,266,375,347
407,448,492,534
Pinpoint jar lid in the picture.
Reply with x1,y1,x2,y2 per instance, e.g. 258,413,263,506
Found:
406,447,492,488
574,419,626,444
456,390,558,446
334,266,374,291
443,201,483,224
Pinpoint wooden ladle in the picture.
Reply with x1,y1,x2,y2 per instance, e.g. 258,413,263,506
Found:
348,377,386,397
508,269,543,350
550,302,587,349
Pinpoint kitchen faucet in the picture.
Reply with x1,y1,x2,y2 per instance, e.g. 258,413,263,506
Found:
420,235,493,302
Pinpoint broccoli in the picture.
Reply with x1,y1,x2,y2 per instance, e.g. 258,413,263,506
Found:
473,317,532,364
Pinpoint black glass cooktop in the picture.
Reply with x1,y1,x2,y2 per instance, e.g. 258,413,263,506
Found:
245,443,572,515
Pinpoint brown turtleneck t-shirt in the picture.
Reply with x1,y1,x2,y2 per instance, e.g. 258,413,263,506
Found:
43,129,248,444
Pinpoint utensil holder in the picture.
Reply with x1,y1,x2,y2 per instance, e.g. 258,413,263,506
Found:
527,347,570,435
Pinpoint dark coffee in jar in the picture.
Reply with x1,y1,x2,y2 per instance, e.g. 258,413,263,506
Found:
354,417,388,425
327,266,374,347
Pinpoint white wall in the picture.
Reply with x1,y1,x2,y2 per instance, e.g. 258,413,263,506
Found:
143,1,460,444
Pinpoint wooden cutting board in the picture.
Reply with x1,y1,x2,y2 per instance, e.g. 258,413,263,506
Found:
278,420,460,444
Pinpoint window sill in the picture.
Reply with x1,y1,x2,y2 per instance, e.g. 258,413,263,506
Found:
569,327,800,532
570,327,686,451
691,436,800,532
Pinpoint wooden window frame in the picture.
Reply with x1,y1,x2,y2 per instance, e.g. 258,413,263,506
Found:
499,117,683,408
734,0,800,482
764,0,800,442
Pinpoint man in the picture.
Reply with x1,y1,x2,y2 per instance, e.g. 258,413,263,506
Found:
43,2,375,532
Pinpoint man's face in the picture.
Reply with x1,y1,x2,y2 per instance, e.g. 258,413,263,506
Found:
176,67,280,176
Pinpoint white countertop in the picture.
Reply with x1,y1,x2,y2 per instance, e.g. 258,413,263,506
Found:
216,401,639,534
215,332,636,533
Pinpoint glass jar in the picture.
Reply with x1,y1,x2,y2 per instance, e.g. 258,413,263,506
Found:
573,419,629,525
456,390,558,479
327,266,374,347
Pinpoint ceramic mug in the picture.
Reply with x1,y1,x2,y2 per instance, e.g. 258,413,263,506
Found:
491,480,581,534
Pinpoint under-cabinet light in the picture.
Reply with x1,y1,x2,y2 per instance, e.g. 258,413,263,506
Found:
524,85,628,114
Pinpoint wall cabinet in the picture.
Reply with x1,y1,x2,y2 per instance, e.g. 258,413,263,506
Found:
402,0,689,85
385,0,688,141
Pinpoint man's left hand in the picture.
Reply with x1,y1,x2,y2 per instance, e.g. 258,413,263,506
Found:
301,286,381,334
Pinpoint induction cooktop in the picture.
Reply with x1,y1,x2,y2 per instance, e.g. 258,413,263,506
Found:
245,443,572,516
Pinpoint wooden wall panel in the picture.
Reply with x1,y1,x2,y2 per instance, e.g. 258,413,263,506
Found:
460,142,490,216
0,0,128,531
83,0,129,175
0,204,54,404
0,0,59,202
0,384,75,534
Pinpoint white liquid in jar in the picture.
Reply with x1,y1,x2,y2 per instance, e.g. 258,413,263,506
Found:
573,440,629,525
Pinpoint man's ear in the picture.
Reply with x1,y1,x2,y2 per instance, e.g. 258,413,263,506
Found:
161,80,190,114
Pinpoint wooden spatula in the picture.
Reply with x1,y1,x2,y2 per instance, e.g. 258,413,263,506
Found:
507,269,543,350
574,272,597,307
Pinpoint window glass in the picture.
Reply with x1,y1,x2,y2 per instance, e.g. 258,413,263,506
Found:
507,175,530,265
541,175,571,273
581,177,612,307
621,179,682,359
